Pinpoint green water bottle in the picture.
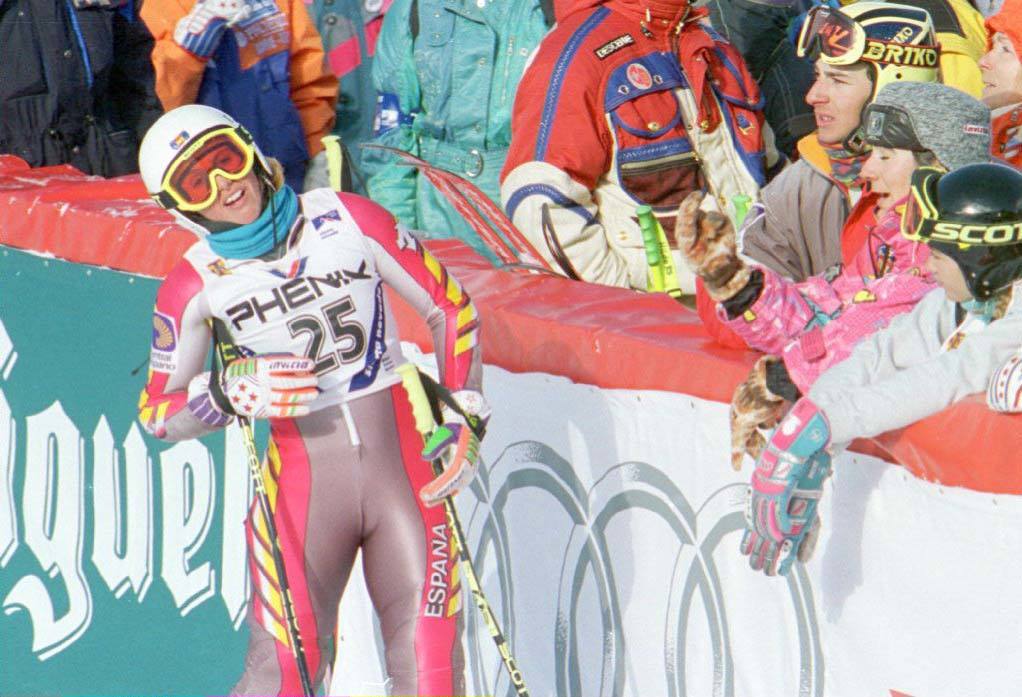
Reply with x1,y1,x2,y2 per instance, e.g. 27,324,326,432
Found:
731,194,752,228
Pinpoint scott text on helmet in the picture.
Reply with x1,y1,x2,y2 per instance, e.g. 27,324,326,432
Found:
929,221,1022,245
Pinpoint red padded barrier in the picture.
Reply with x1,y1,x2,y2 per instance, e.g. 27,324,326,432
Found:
2,157,1019,494
0,156,192,277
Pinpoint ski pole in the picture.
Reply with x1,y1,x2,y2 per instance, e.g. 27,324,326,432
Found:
237,416,314,697
636,205,683,299
637,204,665,292
359,143,552,270
214,339,314,697
395,363,529,697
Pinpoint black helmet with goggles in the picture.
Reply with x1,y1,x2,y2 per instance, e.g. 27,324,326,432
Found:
902,163,1022,300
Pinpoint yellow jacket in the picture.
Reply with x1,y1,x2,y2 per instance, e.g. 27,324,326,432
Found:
923,0,989,97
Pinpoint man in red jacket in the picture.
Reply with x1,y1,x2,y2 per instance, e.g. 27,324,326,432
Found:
500,0,773,291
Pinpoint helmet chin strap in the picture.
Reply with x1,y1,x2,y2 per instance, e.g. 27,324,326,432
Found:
201,184,299,259
258,169,289,261
185,211,236,234
842,126,869,155
270,176,278,250
842,66,877,154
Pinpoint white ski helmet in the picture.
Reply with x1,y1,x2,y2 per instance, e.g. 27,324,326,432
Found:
138,104,271,236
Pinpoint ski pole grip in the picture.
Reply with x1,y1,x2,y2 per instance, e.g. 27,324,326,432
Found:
731,193,751,228
321,135,344,192
636,205,662,267
397,363,436,436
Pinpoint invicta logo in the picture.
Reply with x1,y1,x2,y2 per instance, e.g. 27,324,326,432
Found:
929,221,1022,246
595,34,634,59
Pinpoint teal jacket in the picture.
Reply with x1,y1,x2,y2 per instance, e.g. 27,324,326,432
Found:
307,0,391,193
363,0,551,262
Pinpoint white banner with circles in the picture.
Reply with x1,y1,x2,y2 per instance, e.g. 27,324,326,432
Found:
330,351,1022,697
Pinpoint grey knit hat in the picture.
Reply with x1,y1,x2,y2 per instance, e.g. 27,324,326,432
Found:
863,81,991,171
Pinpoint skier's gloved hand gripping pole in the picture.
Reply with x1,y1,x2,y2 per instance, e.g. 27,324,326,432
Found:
213,354,318,419
418,396,485,507
396,364,530,697
211,333,317,697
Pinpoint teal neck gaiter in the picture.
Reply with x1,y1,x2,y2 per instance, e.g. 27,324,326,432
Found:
206,185,299,259
961,296,998,324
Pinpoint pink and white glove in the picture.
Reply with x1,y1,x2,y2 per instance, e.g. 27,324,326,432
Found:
173,0,251,58
220,354,318,419
987,351,1022,413
739,398,832,576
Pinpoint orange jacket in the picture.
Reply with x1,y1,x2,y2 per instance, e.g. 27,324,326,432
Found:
985,0,1022,167
141,0,337,157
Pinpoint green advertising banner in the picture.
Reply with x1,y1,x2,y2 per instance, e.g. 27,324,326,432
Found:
0,248,251,696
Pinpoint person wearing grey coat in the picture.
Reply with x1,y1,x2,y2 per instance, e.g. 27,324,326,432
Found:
810,281,1022,446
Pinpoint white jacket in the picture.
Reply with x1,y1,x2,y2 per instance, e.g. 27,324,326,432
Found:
809,281,1022,446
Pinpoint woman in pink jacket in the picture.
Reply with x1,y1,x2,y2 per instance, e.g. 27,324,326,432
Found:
676,81,993,469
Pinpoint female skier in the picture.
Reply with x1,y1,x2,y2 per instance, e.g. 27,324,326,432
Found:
135,104,485,695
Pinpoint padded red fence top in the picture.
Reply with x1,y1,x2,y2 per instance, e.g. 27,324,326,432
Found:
2,155,1019,494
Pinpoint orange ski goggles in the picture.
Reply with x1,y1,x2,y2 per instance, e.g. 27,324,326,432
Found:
156,126,256,212
796,6,867,64
795,5,938,68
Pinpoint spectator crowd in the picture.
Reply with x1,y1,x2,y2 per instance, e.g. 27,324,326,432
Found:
5,0,1022,580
